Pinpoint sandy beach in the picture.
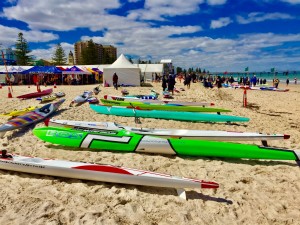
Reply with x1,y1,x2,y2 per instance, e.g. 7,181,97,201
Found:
0,82,300,225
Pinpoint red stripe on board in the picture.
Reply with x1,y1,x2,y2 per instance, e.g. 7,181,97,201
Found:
201,181,219,189
73,165,133,175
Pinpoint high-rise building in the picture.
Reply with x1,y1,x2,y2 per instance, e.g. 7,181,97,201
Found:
102,45,117,64
74,41,87,64
74,41,117,65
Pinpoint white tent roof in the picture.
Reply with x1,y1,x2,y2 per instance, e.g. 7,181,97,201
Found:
0,65,33,74
108,54,138,69
160,59,172,63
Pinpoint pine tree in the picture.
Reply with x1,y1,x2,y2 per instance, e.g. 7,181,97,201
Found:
52,43,67,65
176,67,183,74
15,32,33,65
81,40,98,65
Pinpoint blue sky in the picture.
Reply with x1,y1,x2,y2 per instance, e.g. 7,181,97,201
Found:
0,0,300,71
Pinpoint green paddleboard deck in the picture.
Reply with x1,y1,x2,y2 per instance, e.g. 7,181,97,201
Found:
33,126,299,161
100,99,231,113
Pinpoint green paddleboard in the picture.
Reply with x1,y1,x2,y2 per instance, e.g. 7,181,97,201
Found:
100,99,231,113
90,105,249,123
33,126,300,162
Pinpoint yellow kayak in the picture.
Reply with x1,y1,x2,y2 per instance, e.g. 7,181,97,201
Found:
0,106,38,117
40,95,57,103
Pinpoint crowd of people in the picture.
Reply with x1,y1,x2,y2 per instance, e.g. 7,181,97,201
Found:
153,71,299,93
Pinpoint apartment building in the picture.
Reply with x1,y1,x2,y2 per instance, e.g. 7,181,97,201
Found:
74,41,117,64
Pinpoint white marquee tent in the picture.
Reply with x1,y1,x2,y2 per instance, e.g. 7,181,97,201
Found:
0,66,5,83
103,54,141,87
135,64,163,82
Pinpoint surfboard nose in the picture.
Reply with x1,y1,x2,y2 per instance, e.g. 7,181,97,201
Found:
283,134,290,139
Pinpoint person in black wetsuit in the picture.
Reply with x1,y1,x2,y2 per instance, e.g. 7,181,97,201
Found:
167,74,176,94
215,76,223,88
162,75,167,91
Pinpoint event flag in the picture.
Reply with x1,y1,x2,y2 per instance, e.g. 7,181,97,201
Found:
245,67,249,72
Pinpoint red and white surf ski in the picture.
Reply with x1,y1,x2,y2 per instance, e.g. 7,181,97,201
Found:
0,150,219,199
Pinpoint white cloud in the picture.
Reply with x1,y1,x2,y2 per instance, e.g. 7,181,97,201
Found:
210,17,232,29
77,19,300,71
15,28,300,71
236,12,294,24
2,0,122,31
0,25,58,48
206,0,227,5
31,42,74,60
2,0,210,30
128,0,205,21
280,0,300,4
81,25,203,54
2,0,300,71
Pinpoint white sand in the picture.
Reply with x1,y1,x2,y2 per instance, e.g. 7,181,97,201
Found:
0,82,299,225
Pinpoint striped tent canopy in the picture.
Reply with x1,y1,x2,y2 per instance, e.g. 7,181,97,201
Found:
63,66,91,74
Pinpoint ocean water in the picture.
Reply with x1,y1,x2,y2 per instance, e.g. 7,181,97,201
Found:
211,71,300,84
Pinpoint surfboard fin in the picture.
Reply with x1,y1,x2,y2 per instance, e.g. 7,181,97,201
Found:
44,118,50,126
261,140,268,147
176,188,187,200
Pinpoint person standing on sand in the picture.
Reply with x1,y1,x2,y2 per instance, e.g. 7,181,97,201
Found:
185,74,191,89
215,76,223,88
112,72,118,90
286,78,289,86
295,78,297,84
274,78,279,88
162,75,167,91
167,74,176,94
